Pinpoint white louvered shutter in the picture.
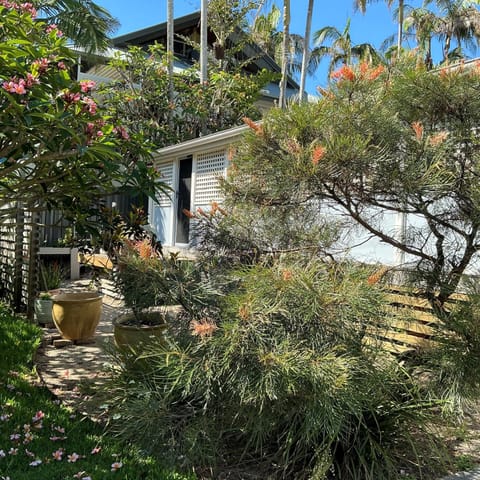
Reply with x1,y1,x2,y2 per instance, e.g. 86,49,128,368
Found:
150,161,175,245
194,149,226,208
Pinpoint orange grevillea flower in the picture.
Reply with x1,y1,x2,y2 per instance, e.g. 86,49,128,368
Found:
428,131,449,147
359,61,369,76
439,67,450,79
368,65,385,80
411,121,423,141
227,146,236,161
331,65,355,82
316,86,334,98
242,117,263,135
217,205,228,216
367,266,389,285
190,319,217,337
238,304,250,321
182,208,195,219
134,239,154,259
282,269,293,281
312,145,327,165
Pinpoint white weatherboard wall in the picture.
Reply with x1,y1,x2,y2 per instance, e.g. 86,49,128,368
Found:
150,126,479,273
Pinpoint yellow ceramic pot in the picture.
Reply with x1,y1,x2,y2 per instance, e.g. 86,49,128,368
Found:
52,292,103,341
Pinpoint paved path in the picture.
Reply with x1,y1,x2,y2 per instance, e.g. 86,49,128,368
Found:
442,470,480,479
35,280,123,413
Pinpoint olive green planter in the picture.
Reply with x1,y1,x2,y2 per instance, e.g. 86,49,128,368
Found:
34,298,54,326
52,292,103,341
113,311,168,351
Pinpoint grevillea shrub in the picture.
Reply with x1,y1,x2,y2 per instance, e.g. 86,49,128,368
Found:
105,259,450,480
0,1,163,228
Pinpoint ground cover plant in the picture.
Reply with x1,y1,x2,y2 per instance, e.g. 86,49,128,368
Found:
0,305,193,480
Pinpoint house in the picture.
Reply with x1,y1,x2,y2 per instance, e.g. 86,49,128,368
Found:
149,124,402,265
70,11,303,251
150,124,248,249
111,11,300,110
76,11,300,111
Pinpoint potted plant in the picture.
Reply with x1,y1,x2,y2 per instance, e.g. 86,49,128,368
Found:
112,238,181,350
34,291,54,327
34,261,65,326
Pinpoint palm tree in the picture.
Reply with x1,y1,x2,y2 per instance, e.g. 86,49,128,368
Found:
311,19,381,76
355,0,404,55
251,3,305,76
299,0,314,102
167,0,174,124
428,0,480,62
200,0,208,84
36,0,119,53
404,6,438,68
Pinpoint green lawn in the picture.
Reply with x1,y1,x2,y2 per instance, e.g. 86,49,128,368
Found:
0,305,193,480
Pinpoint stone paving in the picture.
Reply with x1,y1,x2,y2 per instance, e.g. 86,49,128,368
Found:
442,469,480,479
35,279,123,409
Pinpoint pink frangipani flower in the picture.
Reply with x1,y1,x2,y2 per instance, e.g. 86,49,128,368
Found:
68,452,80,463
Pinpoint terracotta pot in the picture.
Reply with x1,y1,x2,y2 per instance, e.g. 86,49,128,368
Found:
113,311,168,351
52,292,103,341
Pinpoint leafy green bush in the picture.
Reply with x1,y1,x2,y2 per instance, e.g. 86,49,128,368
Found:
105,259,449,479
413,285,480,412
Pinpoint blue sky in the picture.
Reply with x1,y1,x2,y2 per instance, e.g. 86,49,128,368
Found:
94,0,409,93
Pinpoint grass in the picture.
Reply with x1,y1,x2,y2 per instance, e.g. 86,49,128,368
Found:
0,304,193,480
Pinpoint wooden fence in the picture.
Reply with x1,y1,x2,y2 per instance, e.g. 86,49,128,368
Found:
0,203,40,317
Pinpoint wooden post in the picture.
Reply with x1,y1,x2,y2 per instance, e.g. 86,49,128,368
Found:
13,202,25,312
26,211,41,319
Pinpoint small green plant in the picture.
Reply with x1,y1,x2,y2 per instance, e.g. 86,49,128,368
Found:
39,261,65,291
37,292,52,300
454,454,476,472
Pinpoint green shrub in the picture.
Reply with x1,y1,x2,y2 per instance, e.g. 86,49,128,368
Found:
105,260,449,479
413,286,480,413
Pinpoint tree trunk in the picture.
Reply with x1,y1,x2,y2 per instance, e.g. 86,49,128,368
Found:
396,0,404,56
299,0,314,103
199,0,208,135
200,0,208,85
167,0,174,127
278,0,290,109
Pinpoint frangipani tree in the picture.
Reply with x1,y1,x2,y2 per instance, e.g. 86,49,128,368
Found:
0,1,161,230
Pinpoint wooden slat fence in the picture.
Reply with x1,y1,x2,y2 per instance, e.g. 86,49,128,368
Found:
0,203,39,316
364,285,467,355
